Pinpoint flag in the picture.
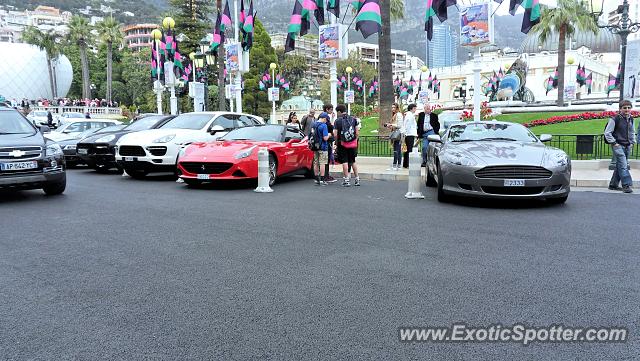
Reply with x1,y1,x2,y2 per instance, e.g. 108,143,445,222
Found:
576,64,586,87
607,73,617,96
408,75,416,94
355,0,381,39
242,0,254,51
424,0,437,40
427,72,433,90
150,42,161,81
222,0,232,30
239,0,246,41
352,0,365,12
507,0,524,15
285,1,303,53
301,0,317,36
616,63,623,86
552,68,559,88
314,0,325,25
521,0,540,34
328,0,340,18
164,29,176,62
585,72,593,95
211,13,223,53
435,0,456,21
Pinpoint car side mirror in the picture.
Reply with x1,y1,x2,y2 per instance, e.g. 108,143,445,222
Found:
427,134,442,143
539,134,552,142
39,125,51,133
210,125,224,135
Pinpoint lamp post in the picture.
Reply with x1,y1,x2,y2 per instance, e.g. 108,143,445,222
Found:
232,0,243,113
270,62,277,124
151,28,163,115
163,17,178,115
567,56,576,106
346,66,353,115
472,47,482,122
198,38,214,111
587,0,640,101
420,65,428,103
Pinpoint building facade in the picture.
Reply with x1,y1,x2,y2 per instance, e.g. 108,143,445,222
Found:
122,23,159,52
347,42,409,76
270,33,329,82
426,23,457,68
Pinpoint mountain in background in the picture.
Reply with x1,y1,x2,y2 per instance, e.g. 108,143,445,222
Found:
4,0,529,63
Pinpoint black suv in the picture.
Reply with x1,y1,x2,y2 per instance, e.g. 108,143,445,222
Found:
0,107,66,195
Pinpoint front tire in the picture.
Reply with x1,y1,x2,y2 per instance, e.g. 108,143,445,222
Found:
43,174,66,195
268,154,277,186
436,162,450,203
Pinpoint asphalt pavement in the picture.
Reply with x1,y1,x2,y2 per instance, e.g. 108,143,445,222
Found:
0,169,639,360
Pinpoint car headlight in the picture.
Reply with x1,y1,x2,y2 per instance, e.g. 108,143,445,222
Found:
442,152,477,166
45,143,63,157
235,145,257,159
546,152,569,168
96,134,116,143
153,134,176,143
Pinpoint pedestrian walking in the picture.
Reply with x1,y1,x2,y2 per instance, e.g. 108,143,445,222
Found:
322,104,337,183
312,112,331,186
46,111,54,127
385,103,403,171
417,103,440,167
286,112,301,131
301,109,316,137
402,104,418,169
605,99,636,193
334,104,360,186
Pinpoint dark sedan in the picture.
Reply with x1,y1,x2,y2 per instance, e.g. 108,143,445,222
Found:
57,126,126,167
77,115,174,172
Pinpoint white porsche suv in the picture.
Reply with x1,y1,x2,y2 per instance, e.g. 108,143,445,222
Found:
115,112,264,178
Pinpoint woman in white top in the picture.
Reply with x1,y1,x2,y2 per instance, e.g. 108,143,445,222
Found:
401,104,418,168
385,103,404,170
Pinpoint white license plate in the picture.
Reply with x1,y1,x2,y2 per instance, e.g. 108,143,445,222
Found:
197,174,210,180
504,179,525,187
0,161,38,171
124,157,134,162
78,149,88,155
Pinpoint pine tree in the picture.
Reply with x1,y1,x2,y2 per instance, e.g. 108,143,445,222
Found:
242,20,277,118
169,0,213,55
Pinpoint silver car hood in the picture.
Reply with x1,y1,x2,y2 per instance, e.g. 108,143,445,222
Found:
447,141,551,167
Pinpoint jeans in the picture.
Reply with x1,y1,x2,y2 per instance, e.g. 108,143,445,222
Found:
422,130,435,165
610,145,633,187
403,136,415,168
392,140,401,166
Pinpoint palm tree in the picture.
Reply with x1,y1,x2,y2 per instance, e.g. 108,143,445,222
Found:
378,0,405,129
22,26,61,99
68,15,93,100
532,0,597,106
96,16,123,103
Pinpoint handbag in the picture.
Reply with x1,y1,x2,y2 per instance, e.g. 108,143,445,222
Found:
401,141,407,153
389,129,401,141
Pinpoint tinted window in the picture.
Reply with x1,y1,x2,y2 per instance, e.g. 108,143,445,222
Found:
160,114,213,130
126,116,167,131
222,125,284,142
211,114,237,130
0,110,36,134
448,123,538,143
238,115,256,127
63,122,85,133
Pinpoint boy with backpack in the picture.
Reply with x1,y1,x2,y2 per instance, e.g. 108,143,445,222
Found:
309,112,331,186
333,104,360,187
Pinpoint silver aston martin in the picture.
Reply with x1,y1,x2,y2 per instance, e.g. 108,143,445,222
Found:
425,121,571,203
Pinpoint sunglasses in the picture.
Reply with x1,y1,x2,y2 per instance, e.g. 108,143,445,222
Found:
622,107,632,109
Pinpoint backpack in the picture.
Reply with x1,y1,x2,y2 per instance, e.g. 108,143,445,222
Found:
308,122,321,151
339,116,357,143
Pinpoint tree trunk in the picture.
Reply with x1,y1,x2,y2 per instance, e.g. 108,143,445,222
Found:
107,42,113,103
46,56,56,99
378,1,393,131
217,0,226,111
80,44,90,99
557,23,566,107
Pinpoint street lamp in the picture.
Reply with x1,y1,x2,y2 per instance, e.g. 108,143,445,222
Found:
151,28,164,115
420,65,429,103
269,62,277,124
346,66,353,115
162,17,178,115
587,0,640,101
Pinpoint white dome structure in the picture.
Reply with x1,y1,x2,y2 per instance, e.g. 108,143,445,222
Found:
0,42,73,100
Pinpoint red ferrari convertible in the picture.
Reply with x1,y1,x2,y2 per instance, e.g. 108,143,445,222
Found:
177,124,314,186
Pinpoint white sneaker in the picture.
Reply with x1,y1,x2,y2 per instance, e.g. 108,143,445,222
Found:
386,167,395,171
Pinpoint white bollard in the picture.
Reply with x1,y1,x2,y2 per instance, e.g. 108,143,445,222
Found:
405,149,425,199
122,169,129,177
254,147,274,193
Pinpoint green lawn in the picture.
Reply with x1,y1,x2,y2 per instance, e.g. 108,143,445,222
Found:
529,119,608,135
492,112,578,124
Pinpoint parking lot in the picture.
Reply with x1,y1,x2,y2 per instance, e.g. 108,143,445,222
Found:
1,169,638,359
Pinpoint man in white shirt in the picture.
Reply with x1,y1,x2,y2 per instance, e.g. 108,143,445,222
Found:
402,104,418,168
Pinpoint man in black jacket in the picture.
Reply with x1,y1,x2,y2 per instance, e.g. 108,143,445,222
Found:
417,104,440,167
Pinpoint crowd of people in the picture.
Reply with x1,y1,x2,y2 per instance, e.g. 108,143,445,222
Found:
4,97,120,110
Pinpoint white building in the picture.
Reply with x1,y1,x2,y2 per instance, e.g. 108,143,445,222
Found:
347,42,410,76
0,6,71,42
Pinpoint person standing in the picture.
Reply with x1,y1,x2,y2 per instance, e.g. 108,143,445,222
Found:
46,111,54,127
301,109,316,137
313,113,331,186
322,104,337,183
286,112,301,131
417,104,440,167
334,104,360,186
605,99,636,193
386,103,403,170
402,104,418,169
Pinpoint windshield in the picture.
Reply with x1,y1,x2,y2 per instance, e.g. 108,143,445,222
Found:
64,113,84,118
95,125,125,134
0,110,36,135
448,123,539,143
222,125,284,142
125,116,166,131
160,114,212,130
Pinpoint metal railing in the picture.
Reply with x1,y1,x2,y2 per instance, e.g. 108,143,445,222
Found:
31,106,122,116
357,135,640,160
